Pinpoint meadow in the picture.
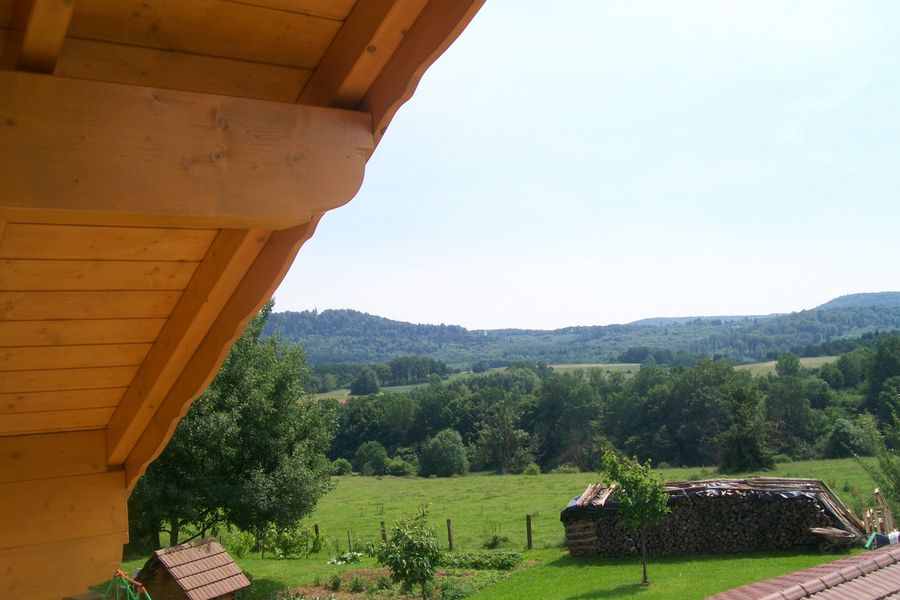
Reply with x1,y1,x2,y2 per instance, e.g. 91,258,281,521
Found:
124,457,878,599
734,356,838,376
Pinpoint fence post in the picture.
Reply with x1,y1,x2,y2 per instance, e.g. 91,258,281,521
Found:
314,523,320,539
447,519,454,552
526,514,533,550
381,521,387,543
347,530,352,552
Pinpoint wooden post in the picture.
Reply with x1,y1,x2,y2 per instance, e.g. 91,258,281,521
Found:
381,521,387,543
526,514,533,550
447,519,454,552
314,523,320,539
347,530,353,552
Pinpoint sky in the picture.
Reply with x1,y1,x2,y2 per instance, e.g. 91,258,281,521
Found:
275,0,900,330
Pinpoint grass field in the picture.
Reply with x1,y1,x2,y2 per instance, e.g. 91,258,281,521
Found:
735,356,838,376
549,363,641,375
123,458,878,599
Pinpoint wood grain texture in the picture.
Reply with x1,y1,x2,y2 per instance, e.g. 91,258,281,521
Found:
0,430,106,483
0,469,127,548
106,229,270,465
0,406,115,435
0,388,123,414
362,0,485,146
1,0,75,72
0,291,181,320
0,72,372,228
57,38,311,102
0,259,199,291
69,0,341,69
0,318,165,347
125,218,322,487
0,344,151,371
0,366,137,394
223,0,357,21
0,223,215,260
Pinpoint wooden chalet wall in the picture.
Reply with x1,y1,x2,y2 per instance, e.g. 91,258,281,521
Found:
0,1,485,598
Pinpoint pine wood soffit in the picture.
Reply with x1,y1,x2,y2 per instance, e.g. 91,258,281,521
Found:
123,218,323,489
0,71,373,230
1,0,74,73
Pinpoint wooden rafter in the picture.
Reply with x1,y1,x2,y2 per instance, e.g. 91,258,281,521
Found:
124,218,322,488
1,0,75,73
106,229,270,466
0,71,373,230
299,0,428,108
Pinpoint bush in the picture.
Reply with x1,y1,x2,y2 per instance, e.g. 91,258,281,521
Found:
523,462,541,475
549,464,580,474
439,579,468,600
328,551,362,565
442,551,523,571
481,523,509,549
377,507,442,598
331,457,352,475
419,429,468,477
328,573,341,591
348,576,365,593
270,526,308,559
355,441,389,476
229,530,255,559
387,457,417,477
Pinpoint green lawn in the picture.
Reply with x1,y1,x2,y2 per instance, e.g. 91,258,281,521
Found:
124,458,878,599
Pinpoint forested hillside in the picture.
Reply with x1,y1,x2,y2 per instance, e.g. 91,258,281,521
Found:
265,293,900,367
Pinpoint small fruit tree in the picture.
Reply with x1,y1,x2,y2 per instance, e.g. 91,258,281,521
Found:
601,450,670,586
377,507,442,599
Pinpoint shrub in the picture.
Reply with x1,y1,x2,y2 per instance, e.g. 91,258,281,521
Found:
442,551,523,571
331,457,353,475
328,551,362,565
348,576,365,593
523,462,541,475
377,507,442,598
419,429,468,477
387,457,417,477
439,579,468,600
355,441,389,476
549,464,580,474
328,573,341,591
229,530,255,559
481,523,509,549
270,526,308,559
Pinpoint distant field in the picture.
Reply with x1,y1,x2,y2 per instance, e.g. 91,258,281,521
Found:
550,362,641,375
735,356,838,376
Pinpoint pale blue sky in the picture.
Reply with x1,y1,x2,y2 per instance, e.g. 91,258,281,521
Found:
275,0,900,330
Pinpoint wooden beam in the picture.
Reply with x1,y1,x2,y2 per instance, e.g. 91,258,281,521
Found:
0,71,372,229
124,218,321,488
1,0,75,73
0,430,107,483
106,229,270,465
299,0,428,108
361,0,485,146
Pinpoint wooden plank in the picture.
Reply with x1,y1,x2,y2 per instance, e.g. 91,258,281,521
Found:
0,406,115,435
57,38,311,103
362,0,485,145
299,0,427,108
0,343,151,371
0,223,215,260
0,532,126,600
0,259,199,291
69,0,341,69
0,366,137,394
0,318,165,346
0,72,372,229
0,1,13,26
1,0,75,73
125,218,321,487
0,470,127,548
0,430,106,483
0,291,181,320
223,0,357,21
106,229,270,465
0,388,123,414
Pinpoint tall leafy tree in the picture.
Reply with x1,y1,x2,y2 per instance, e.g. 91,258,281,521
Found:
128,302,336,549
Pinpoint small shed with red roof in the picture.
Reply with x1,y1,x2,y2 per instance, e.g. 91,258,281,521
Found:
136,538,250,600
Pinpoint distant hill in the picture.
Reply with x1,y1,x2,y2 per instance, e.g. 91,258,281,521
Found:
815,292,900,311
266,293,900,367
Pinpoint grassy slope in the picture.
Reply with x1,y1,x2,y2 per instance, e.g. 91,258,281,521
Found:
735,356,838,376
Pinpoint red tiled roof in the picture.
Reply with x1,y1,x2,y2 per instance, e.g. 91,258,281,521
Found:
141,538,250,600
709,546,900,600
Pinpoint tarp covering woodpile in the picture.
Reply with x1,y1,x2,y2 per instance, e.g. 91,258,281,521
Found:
560,477,865,557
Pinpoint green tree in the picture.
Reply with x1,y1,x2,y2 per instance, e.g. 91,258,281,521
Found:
127,302,335,549
775,352,802,377
354,440,389,475
857,413,900,515
719,378,773,472
476,396,532,474
377,507,442,599
350,365,380,395
601,451,670,587
419,429,468,477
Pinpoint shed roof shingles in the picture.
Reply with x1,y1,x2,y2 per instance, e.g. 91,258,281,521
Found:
143,538,250,600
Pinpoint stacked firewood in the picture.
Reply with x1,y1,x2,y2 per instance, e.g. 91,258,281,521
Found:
563,479,850,557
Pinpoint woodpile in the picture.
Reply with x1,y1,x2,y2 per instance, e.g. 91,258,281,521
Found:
562,477,864,557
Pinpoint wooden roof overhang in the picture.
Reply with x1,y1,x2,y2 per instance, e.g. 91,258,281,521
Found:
0,2,484,598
